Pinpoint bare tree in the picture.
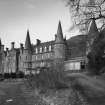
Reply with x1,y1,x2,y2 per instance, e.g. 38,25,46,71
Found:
65,0,105,33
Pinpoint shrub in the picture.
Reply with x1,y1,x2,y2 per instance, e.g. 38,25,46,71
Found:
11,73,16,78
4,73,10,79
26,64,68,92
16,71,24,78
87,35,105,75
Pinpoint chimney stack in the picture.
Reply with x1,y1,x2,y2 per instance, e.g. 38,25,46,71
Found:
6,48,9,52
20,43,23,49
20,43,24,54
11,42,15,49
6,48,9,55
1,45,4,52
36,39,41,45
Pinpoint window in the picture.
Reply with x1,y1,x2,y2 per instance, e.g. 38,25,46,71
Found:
36,48,38,54
40,47,42,53
81,61,85,70
26,56,27,60
36,56,38,60
42,55,43,60
44,46,47,52
48,53,50,58
49,45,52,51
34,56,36,60
20,56,21,60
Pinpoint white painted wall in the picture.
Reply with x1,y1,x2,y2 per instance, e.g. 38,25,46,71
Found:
65,61,81,70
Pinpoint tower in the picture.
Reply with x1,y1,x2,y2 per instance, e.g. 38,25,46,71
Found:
54,21,66,67
25,30,32,51
86,19,99,55
23,30,32,75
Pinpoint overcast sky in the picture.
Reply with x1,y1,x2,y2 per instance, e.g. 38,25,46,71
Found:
0,0,80,49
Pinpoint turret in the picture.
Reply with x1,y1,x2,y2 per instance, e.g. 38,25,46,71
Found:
86,19,99,55
54,21,66,65
88,19,98,35
23,29,32,74
55,21,64,44
87,19,99,42
25,29,32,50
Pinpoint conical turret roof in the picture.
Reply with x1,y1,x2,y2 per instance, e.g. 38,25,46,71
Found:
55,21,64,43
88,19,98,34
25,29,31,50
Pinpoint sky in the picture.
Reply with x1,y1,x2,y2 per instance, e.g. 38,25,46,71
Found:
0,0,80,49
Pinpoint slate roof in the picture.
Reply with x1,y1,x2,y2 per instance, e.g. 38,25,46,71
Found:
55,21,64,43
25,30,32,50
88,19,98,34
34,40,55,48
67,35,87,58
87,19,99,41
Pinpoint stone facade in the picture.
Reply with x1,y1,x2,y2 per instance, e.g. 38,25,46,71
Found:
0,20,99,75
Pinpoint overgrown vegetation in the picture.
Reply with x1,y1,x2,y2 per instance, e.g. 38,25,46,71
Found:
25,64,69,93
2,71,24,79
87,32,105,75
64,0,105,75
65,0,105,32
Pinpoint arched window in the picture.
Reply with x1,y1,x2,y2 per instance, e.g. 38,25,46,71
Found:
26,56,27,60
49,45,52,51
35,48,38,54
44,46,47,52
40,47,42,53
36,56,38,60
42,55,43,60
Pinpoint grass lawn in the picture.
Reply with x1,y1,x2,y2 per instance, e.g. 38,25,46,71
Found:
0,80,42,105
1,73,105,105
